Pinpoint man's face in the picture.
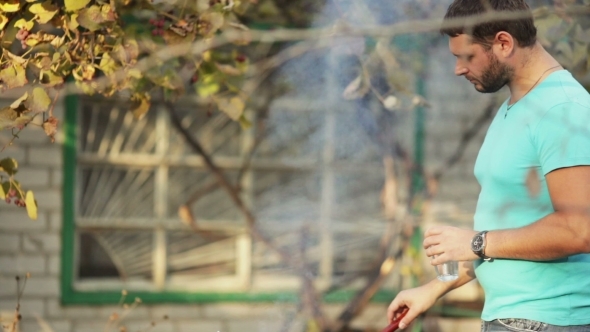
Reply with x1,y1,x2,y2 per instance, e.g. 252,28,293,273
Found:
449,34,513,93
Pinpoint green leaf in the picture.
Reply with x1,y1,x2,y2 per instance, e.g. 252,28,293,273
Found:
29,1,58,24
0,0,21,12
27,87,51,113
65,0,90,12
0,65,28,89
0,158,18,175
77,5,103,31
25,190,37,220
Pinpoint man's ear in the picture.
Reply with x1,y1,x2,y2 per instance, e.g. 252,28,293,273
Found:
494,31,515,57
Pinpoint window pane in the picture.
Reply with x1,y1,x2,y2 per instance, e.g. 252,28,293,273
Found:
78,230,154,281
253,171,321,224
255,109,324,159
78,166,155,219
169,109,242,157
79,98,158,155
167,167,242,222
167,231,236,279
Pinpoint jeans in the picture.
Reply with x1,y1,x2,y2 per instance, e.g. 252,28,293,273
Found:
481,319,590,332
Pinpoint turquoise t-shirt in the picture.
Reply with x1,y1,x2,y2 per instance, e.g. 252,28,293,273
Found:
473,70,590,325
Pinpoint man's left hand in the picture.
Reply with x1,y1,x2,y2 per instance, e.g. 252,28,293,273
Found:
423,226,479,264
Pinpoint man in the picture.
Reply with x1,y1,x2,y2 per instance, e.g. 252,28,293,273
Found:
387,0,590,331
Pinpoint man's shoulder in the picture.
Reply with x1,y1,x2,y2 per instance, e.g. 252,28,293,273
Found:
547,71,590,109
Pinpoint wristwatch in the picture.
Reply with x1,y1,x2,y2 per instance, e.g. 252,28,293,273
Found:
471,231,493,261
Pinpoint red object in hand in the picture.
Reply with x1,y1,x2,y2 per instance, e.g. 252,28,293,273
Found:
381,307,409,332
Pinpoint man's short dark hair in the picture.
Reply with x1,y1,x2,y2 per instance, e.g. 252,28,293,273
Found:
441,0,537,48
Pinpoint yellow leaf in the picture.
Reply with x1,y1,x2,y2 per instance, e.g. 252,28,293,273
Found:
29,1,58,24
216,96,244,121
99,53,117,75
10,92,28,109
131,93,150,119
0,0,20,12
14,18,34,31
25,191,37,220
0,14,8,30
40,70,64,87
65,0,90,12
0,65,28,89
67,14,79,30
0,182,5,199
27,87,51,113
77,5,103,31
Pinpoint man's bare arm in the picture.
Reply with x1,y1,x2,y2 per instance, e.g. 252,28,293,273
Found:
485,165,590,260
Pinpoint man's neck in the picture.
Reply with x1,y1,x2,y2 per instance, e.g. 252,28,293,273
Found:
507,43,562,104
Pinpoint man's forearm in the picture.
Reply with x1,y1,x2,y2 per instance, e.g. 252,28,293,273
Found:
485,211,590,261
427,261,476,298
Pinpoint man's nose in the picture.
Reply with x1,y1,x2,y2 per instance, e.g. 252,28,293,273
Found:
455,62,467,76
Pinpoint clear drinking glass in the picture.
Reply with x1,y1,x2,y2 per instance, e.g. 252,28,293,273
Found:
434,259,459,282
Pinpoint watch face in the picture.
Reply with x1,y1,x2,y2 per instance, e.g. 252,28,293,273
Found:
472,236,483,251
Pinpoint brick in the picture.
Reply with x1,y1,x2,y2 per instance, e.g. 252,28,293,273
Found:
19,319,72,332
121,320,174,332
70,321,110,332
18,276,59,297
47,300,149,321
48,212,62,231
28,147,62,167
0,212,47,230
51,169,63,188
47,255,59,276
0,255,46,275
23,233,60,253
202,304,286,319
30,189,61,211
177,320,222,332
14,127,53,145
227,319,282,332
0,146,26,164
13,168,51,188
0,277,19,296
0,299,44,318
150,305,202,320
0,234,20,253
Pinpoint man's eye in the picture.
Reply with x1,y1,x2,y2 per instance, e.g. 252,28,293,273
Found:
467,55,474,61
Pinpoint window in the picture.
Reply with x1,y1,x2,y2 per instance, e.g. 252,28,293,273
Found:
61,73,406,305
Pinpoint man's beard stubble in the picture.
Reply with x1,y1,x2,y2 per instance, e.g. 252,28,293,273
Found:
474,51,514,93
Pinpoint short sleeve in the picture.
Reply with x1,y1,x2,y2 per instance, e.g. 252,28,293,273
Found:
533,102,590,175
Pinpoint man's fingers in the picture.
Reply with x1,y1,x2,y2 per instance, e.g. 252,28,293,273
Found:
422,234,442,250
424,226,444,237
398,307,420,330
